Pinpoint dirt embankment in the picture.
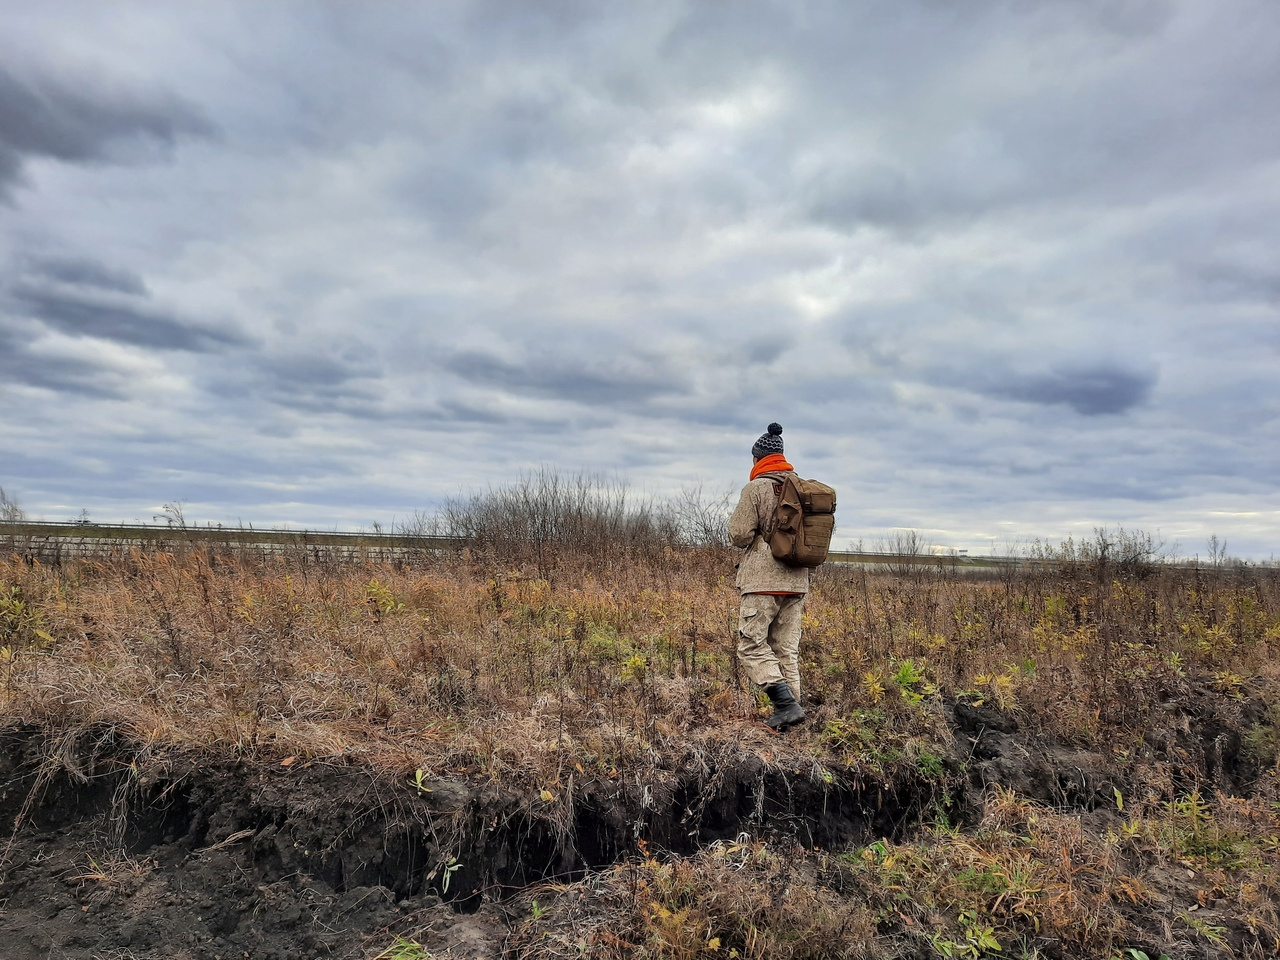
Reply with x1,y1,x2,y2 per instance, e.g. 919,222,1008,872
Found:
0,718,945,960
3,681,1273,960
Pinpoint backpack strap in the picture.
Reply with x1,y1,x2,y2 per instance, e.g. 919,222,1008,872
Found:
755,471,792,540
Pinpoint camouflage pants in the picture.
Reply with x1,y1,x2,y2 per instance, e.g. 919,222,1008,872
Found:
736,592,804,697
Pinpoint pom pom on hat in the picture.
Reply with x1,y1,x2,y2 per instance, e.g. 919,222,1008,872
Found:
752,422,784,458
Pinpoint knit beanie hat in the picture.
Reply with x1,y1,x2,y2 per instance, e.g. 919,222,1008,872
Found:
751,422,784,458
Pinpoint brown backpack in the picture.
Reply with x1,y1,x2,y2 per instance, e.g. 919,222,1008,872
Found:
767,474,837,568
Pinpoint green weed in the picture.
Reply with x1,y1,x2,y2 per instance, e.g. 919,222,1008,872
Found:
372,937,433,959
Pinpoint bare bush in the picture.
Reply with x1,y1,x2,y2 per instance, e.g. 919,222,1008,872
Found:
152,501,188,528
394,509,441,539
671,481,734,548
435,468,683,574
877,528,925,577
1027,525,1167,582
397,474,733,558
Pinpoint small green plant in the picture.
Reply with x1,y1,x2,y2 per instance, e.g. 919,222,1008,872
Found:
932,909,1002,958
1111,816,1146,843
0,585,54,648
893,659,929,703
372,937,433,959
621,652,648,682
365,578,403,618
1161,791,1244,862
822,710,907,767
1176,911,1228,946
410,769,432,796
435,856,462,895
916,750,946,778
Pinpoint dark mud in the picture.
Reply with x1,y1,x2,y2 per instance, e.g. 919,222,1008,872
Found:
0,685,1268,960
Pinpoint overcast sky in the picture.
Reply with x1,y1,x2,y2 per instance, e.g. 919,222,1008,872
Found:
2,1,1278,557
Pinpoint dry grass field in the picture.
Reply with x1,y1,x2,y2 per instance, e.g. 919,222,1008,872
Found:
2,521,1279,958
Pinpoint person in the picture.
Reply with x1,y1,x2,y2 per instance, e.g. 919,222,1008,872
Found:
727,423,808,730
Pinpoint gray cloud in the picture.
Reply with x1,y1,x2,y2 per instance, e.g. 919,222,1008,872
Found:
0,323,126,398
434,398,603,433
1187,262,1280,306
5,253,250,353
9,283,247,353
742,336,789,365
209,350,389,419
804,164,930,233
980,364,1157,417
0,65,216,196
444,348,690,406
25,255,149,296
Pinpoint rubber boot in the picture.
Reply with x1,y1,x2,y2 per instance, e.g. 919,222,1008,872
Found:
763,682,806,731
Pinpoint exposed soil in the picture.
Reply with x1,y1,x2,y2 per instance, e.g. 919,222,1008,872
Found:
0,717,947,960
1,683,1271,960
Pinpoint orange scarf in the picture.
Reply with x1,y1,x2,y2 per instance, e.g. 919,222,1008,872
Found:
750,452,794,480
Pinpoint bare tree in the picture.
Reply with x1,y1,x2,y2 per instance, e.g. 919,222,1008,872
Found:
1206,533,1228,570
0,486,26,522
